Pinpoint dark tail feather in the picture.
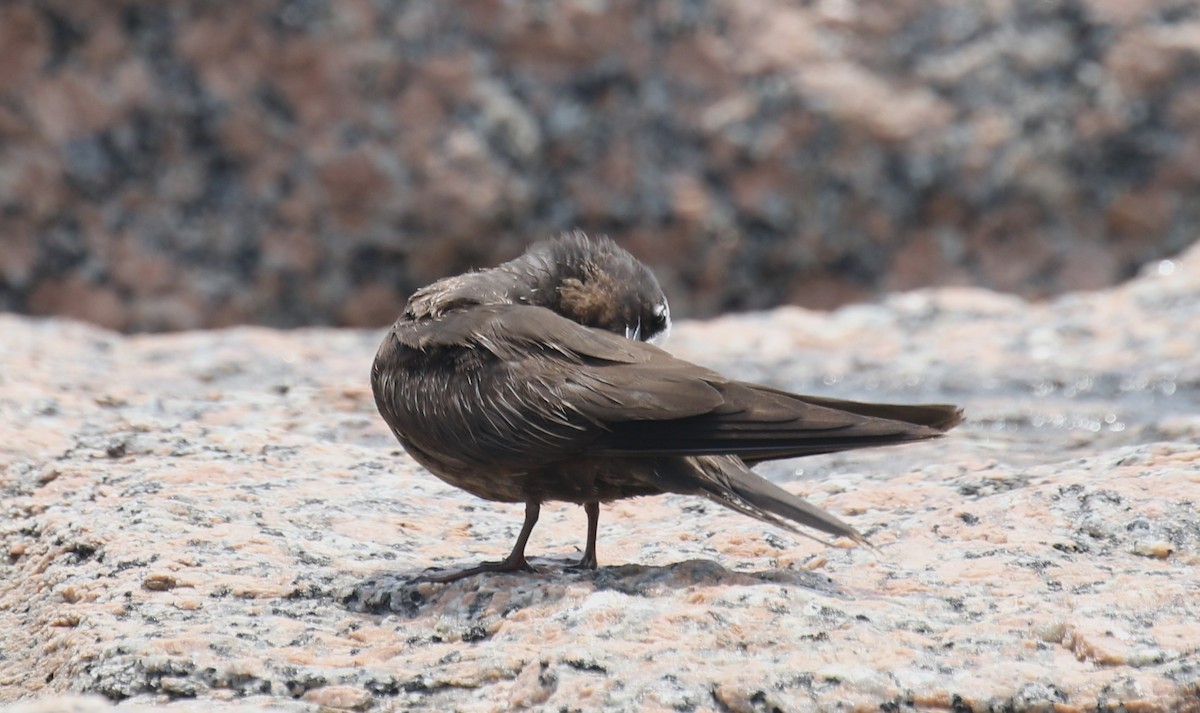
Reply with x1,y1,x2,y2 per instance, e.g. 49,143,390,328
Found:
653,456,869,547
715,459,869,546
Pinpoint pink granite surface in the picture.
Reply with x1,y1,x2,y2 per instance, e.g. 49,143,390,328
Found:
1,246,1199,711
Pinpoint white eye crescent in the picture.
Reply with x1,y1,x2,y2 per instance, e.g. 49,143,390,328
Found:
648,301,671,346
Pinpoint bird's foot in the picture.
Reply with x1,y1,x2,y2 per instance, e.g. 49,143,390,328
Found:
421,556,540,583
564,551,598,571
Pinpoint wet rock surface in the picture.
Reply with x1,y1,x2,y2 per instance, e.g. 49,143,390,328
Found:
2,246,1199,712
2,1,1200,330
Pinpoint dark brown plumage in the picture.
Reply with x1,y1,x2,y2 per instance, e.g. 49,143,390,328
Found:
371,232,963,580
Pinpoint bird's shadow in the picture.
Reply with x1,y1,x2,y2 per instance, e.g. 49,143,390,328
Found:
337,556,849,617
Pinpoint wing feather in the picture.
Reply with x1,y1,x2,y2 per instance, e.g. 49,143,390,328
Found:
378,303,956,469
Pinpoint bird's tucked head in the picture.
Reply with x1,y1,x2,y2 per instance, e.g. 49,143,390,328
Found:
406,231,671,345
514,232,671,345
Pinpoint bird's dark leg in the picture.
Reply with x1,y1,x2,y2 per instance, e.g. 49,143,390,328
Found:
425,502,542,582
567,501,600,570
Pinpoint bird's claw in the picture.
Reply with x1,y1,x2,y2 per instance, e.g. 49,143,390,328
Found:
421,556,540,583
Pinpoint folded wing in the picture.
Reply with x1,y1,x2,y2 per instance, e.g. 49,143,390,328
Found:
590,380,961,462
384,304,959,467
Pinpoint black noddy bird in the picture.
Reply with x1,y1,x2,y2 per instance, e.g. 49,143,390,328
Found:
371,232,962,581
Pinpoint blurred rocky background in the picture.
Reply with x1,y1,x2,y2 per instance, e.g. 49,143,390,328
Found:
2,0,1200,332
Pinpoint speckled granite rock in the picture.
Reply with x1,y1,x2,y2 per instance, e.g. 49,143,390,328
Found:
2,0,1199,331
2,246,1199,712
